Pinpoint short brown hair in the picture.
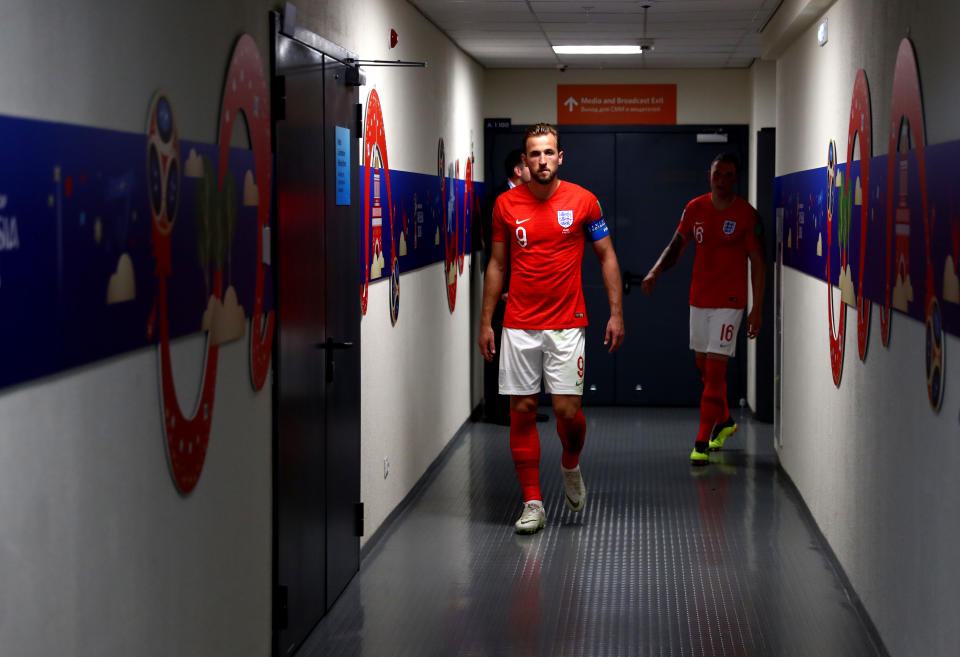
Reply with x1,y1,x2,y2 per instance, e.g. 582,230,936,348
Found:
524,123,560,153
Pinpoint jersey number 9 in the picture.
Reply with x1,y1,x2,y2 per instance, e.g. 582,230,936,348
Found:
516,226,528,248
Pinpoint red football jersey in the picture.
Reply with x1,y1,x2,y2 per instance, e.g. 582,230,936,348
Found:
677,194,762,309
493,181,605,329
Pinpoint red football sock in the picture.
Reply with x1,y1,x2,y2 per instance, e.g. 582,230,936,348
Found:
720,375,731,422
697,359,727,444
557,409,586,470
510,409,541,502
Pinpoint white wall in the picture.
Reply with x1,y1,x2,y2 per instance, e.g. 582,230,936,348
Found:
771,1,960,654
0,2,275,655
0,0,484,655
342,0,485,545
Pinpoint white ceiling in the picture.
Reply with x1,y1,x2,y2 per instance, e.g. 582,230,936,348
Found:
408,0,784,69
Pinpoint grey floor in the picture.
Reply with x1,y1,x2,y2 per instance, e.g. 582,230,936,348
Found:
298,407,886,657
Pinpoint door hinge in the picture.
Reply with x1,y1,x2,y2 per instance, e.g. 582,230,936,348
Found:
354,103,363,138
275,584,289,630
355,502,364,536
272,75,286,121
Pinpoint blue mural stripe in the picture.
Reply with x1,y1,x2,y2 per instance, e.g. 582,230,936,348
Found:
0,114,270,391
361,165,482,281
775,139,960,337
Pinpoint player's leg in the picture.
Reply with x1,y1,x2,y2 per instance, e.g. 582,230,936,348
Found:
707,308,743,450
544,328,587,511
690,308,717,463
500,328,547,534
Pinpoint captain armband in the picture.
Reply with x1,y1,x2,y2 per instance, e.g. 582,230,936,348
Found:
586,218,610,241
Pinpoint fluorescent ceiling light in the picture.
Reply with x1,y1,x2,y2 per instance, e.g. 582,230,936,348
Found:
552,45,643,55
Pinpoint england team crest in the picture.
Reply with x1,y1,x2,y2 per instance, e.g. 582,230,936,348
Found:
722,220,737,235
557,210,574,228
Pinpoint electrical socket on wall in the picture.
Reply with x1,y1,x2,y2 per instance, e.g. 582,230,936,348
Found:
383,457,390,479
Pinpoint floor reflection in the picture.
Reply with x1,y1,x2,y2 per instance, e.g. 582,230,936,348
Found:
297,407,883,657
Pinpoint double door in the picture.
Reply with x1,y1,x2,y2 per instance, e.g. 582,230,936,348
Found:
273,17,361,656
486,126,748,406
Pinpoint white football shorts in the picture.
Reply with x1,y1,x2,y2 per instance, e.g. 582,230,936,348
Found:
499,327,586,396
689,306,744,356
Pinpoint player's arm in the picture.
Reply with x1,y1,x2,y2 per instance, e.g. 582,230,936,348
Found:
746,245,766,339
478,239,508,361
592,235,625,353
641,230,689,296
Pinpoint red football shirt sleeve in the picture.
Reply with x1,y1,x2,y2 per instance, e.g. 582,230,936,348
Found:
745,208,763,254
676,200,696,240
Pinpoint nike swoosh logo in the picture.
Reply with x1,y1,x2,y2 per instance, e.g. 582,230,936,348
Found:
516,217,532,224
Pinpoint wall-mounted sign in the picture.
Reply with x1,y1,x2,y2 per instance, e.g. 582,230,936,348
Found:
335,125,350,205
485,117,512,130
557,84,677,125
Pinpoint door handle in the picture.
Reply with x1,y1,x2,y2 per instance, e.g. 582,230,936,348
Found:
315,338,355,383
622,270,646,295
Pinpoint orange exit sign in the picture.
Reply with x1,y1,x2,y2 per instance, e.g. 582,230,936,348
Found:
557,84,677,125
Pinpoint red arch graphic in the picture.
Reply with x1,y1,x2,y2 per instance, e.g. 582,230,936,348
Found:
847,69,872,361
363,89,394,317
825,139,845,386
217,34,274,391
462,157,473,275
147,91,221,495
881,38,941,410
882,38,930,346
443,159,459,311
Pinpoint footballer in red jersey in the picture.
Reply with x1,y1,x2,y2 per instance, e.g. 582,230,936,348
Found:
478,123,624,535
642,153,766,464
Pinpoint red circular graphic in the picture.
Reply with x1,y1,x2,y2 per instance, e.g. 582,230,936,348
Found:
439,139,457,312
847,69,872,362
881,38,940,411
147,91,220,495
363,89,394,317
217,33,274,391
825,139,845,387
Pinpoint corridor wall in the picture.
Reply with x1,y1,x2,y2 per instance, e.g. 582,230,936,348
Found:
0,0,483,655
770,0,960,654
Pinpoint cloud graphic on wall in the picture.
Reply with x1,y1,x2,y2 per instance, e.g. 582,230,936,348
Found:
106,253,136,304
838,264,856,307
854,176,863,206
201,286,247,345
243,170,258,207
435,227,440,245
944,256,960,304
816,233,822,256
370,251,385,279
892,273,913,312
184,149,204,178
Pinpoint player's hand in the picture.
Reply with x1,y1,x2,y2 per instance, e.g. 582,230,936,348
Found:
746,306,762,339
604,315,625,354
478,325,496,361
640,270,657,295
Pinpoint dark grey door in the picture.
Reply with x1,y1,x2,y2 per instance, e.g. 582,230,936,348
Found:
273,21,360,657
320,55,361,609
556,132,618,405
614,131,748,406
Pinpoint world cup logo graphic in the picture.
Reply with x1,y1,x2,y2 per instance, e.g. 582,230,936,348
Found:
147,95,180,240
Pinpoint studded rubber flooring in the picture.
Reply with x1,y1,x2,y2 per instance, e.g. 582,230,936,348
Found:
297,407,886,657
